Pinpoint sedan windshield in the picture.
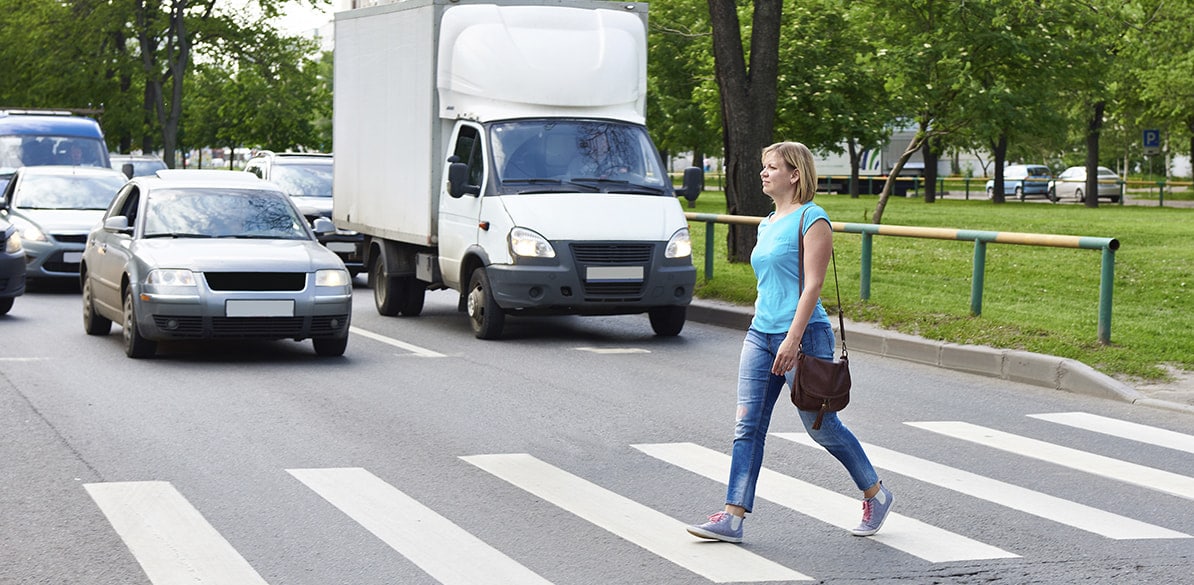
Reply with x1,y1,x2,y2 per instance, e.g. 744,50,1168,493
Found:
143,188,310,240
14,174,126,210
490,120,668,194
269,162,333,197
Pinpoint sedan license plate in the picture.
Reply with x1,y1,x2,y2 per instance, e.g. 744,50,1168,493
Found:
63,251,83,263
225,299,294,317
585,266,643,282
326,242,356,253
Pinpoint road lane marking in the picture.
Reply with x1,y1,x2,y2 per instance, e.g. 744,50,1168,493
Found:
909,421,1194,501
1029,412,1194,455
349,326,445,357
574,347,651,354
774,432,1188,540
461,453,810,583
633,442,1017,563
84,481,270,585
288,467,551,585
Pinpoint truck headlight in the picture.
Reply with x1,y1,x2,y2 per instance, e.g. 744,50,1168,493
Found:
665,228,692,259
509,227,555,259
316,269,351,287
146,269,197,286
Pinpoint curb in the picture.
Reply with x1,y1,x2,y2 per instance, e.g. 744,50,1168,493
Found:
687,298,1188,413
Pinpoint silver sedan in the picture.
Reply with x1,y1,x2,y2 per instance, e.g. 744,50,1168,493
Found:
1049,166,1123,203
80,170,353,358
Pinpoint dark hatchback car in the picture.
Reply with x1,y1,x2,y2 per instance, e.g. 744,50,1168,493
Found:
0,217,25,315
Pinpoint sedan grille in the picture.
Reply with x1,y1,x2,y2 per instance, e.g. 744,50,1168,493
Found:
152,314,349,339
51,234,88,244
204,272,306,292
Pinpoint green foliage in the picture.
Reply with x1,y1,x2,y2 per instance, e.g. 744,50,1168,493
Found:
685,190,1194,382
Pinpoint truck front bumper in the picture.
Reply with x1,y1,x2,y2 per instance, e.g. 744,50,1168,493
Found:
485,241,695,316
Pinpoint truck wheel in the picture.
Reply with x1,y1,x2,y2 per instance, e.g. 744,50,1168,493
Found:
467,268,505,340
648,305,686,336
82,276,112,335
123,289,156,359
400,278,426,316
372,260,402,316
313,335,349,357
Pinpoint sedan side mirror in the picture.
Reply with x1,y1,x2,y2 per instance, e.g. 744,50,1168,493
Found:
311,216,336,235
103,216,131,233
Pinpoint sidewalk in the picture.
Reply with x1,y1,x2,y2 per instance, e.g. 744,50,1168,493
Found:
686,298,1194,415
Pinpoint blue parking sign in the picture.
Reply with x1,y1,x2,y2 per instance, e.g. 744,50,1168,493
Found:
1143,130,1161,148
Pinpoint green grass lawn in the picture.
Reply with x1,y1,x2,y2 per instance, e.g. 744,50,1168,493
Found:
684,191,1194,383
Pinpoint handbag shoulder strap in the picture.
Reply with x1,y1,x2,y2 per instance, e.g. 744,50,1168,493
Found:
797,205,847,354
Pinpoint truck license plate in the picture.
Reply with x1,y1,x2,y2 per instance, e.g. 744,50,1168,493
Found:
225,299,295,317
585,266,643,282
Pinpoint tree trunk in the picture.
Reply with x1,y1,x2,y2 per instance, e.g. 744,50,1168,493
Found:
990,133,1008,204
872,121,926,224
1084,101,1104,209
707,0,781,262
847,138,861,198
922,137,939,203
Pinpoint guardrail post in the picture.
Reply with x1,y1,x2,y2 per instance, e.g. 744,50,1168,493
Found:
859,232,873,300
1098,247,1115,344
971,240,987,316
704,220,715,281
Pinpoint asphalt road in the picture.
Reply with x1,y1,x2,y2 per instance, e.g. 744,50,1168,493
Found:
4,281,1194,584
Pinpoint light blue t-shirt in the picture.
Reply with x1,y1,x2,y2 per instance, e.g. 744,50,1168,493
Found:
749,202,831,334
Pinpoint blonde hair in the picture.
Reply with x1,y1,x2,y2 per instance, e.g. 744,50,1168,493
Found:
761,142,818,204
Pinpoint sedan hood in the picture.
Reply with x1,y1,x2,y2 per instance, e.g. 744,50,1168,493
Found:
133,239,343,272
17,209,105,233
495,194,686,241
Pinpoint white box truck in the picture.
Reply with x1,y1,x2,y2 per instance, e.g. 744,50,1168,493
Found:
333,0,703,339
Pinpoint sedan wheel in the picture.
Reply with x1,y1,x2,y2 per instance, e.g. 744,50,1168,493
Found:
82,276,112,335
123,289,157,358
1074,188,1084,203
0,297,12,316
313,336,349,357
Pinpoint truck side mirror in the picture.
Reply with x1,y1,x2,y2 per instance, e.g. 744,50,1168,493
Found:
674,166,704,207
447,161,480,198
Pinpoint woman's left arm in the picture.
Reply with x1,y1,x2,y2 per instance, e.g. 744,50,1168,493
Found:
771,219,833,375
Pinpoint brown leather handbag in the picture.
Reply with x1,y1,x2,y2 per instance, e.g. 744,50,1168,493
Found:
790,209,851,430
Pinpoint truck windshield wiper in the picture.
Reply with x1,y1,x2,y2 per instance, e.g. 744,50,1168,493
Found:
503,178,563,185
568,178,666,194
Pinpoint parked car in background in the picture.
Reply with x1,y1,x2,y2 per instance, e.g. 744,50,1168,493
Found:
0,166,127,281
110,153,168,178
0,217,25,315
1049,165,1122,203
244,151,365,276
80,170,353,358
985,164,1055,201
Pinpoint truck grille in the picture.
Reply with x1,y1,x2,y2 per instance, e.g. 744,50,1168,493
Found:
570,243,654,302
204,272,306,292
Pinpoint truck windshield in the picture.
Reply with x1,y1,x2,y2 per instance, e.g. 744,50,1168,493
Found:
490,120,669,195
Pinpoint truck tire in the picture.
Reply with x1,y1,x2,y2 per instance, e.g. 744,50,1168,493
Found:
372,260,402,316
648,305,686,337
400,279,426,316
467,267,505,340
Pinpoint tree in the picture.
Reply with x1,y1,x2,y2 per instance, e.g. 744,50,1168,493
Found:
706,0,782,262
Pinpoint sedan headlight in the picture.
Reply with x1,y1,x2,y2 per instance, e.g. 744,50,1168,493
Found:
665,228,692,259
146,269,197,286
11,218,46,243
5,231,21,253
509,227,556,259
316,269,351,287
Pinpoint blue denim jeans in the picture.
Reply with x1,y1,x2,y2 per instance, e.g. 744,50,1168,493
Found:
725,323,879,512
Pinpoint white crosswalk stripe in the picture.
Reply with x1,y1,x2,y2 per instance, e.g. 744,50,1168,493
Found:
288,467,552,585
773,432,1189,540
461,453,811,583
633,442,1018,562
1029,411,1194,454
84,481,271,585
908,421,1194,501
